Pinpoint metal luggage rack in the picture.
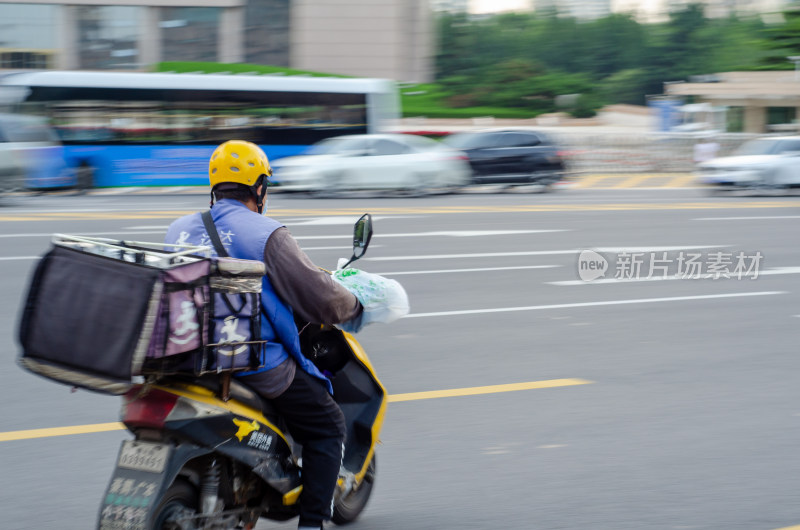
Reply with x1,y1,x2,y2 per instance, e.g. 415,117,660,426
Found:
52,234,213,269
51,234,267,278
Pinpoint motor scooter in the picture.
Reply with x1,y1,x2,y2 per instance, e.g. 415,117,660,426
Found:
97,214,386,530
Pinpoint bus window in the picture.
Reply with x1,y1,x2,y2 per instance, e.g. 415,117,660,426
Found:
0,71,398,187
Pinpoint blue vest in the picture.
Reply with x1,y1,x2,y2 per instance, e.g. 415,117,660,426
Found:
164,199,332,393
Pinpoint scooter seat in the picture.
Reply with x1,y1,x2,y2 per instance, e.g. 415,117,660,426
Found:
164,374,279,420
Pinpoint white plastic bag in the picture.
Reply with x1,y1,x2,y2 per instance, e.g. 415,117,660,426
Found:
332,267,410,333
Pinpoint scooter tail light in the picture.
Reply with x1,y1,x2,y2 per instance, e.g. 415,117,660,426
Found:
122,387,180,429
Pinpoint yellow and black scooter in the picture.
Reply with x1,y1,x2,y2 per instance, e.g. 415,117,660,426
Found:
97,215,386,530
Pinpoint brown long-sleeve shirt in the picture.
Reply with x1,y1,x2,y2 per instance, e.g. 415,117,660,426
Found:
263,227,362,325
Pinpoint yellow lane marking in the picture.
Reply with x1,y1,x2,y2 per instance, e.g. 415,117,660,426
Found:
0,422,125,442
774,526,800,529
664,174,698,188
387,378,592,403
0,378,592,442
569,173,704,189
612,175,652,188
571,175,616,188
1,201,800,221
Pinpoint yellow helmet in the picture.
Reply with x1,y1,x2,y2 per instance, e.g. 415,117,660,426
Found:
209,140,272,190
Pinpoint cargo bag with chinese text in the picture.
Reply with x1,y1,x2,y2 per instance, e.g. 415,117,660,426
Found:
17,235,266,394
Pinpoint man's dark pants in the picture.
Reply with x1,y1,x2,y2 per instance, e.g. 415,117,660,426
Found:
246,367,346,527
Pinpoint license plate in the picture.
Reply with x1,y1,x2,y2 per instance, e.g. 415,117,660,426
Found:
117,440,170,474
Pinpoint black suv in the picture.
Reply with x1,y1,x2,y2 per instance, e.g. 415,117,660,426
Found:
443,129,566,185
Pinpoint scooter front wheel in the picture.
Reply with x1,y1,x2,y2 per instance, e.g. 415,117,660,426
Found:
332,456,376,525
152,479,198,529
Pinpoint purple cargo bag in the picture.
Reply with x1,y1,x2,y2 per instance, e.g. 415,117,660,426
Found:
18,235,266,394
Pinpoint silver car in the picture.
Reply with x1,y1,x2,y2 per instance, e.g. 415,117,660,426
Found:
272,133,472,193
696,136,800,190
0,113,72,193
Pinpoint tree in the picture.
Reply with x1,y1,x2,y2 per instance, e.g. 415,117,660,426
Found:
585,14,648,79
599,69,651,105
658,4,714,80
430,7,767,116
759,9,800,69
436,13,480,79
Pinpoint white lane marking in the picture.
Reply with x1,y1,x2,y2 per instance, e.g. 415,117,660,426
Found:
293,229,567,241
0,256,39,261
293,235,361,241
549,267,800,286
377,265,560,276
366,246,728,262
694,216,800,221
403,291,785,318
288,216,416,226
377,229,567,237
146,187,187,193
125,226,171,230
300,245,370,251
90,187,144,195
370,250,574,261
594,246,729,253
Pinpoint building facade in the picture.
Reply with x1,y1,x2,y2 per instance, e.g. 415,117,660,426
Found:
430,0,468,12
290,0,432,81
664,71,800,133
0,0,432,82
533,0,611,20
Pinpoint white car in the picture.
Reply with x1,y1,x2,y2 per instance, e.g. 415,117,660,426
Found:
0,113,72,193
696,136,800,190
272,133,472,193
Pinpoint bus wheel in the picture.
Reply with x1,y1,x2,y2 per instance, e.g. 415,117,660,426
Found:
76,163,95,193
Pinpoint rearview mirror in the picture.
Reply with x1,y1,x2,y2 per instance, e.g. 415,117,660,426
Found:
340,214,373,269
353,214,373,254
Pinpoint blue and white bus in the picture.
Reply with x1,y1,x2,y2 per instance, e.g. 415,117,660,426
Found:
0,71,400,188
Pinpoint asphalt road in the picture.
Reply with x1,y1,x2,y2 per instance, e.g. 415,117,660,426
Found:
0,187,798,530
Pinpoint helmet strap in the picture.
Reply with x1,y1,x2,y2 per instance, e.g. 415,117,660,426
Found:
255,175,268,214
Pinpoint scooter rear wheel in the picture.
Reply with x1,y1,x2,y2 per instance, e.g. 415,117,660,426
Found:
152,478,198,529
332,456,376,525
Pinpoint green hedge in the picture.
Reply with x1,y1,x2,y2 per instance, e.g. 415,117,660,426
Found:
155,62,538,119
155,61,348,78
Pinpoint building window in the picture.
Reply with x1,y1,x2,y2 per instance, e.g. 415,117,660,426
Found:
726,106,744,133
76,6,142,70
0,3,57,68
0,50,53,69
767,106,796,127
161,7,221,62
244,0,290,66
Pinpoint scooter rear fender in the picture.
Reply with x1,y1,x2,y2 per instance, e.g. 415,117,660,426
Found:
122,382,294,464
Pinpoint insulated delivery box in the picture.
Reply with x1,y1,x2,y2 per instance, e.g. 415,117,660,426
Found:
17,235,267,394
